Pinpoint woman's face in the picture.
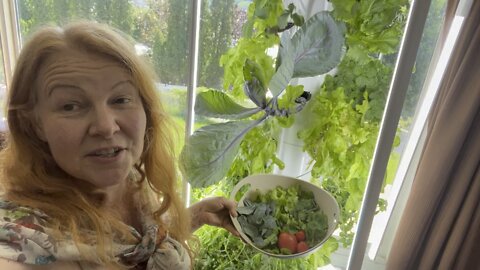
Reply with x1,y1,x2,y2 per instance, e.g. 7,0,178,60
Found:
34,48,147,189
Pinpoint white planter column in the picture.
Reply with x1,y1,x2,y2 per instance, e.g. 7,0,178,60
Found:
274,74,333,180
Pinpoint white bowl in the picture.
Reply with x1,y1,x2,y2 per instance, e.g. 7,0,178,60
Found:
230,174,340,259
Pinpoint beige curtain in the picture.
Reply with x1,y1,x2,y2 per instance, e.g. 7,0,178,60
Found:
386,0,480,269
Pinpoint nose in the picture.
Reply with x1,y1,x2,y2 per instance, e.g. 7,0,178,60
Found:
88,106,120,138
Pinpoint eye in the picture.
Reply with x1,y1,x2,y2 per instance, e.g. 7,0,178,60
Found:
113,96,132,104
61,103,80,112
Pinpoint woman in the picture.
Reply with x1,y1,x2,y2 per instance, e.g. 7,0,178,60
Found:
0,21,238,269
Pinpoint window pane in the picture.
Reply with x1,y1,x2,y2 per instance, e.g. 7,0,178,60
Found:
361,0,448,268
192,0,249,129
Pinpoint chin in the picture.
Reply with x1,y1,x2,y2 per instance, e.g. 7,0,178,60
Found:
86,174,129,189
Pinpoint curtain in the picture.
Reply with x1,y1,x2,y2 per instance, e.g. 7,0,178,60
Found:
386,0,480,269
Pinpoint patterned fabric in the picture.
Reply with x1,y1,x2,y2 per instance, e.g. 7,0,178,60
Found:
0,199,190,269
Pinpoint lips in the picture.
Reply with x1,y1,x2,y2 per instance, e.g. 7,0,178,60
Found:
88,147,125,158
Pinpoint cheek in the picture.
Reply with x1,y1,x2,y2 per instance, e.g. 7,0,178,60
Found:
125,110,147,157
42,121,82,159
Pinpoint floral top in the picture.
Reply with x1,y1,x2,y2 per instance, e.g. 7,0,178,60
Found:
0,199,190,269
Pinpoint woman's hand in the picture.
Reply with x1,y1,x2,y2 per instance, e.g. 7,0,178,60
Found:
189,197,239,236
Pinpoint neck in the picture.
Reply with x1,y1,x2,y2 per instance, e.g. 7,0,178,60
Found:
95,180,141,230
101,180,129,208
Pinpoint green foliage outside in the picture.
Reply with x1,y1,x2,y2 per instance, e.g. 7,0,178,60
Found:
17,0,237,89
199,0,236,88
403,0,446,117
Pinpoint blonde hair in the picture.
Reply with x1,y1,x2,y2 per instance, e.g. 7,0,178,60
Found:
0,21,192,266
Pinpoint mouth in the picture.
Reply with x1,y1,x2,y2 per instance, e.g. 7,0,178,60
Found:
89,147,124,158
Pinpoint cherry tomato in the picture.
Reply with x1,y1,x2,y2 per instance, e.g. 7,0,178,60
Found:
295,230,306,242
278,232,297,254
297,241,309,253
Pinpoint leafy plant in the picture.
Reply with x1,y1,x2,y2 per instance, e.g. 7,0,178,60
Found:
329,0,408,62
192,0,409,268
297,0,408,246
181,11,346,188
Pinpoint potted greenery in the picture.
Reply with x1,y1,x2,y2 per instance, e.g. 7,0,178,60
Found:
187,0,409,269
180,8,345,188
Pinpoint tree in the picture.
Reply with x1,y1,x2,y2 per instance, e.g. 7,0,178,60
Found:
131,0,169,46
153,0,189,85
93,0,134,34
198,0,235,89
17,0,134,39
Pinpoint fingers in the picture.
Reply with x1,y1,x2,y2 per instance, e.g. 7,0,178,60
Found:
202,196,237,217
216,197,238,218
190,196,240,235
202,211,240,237
223,222,240,237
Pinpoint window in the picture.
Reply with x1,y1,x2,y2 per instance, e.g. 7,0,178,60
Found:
366,0,448,265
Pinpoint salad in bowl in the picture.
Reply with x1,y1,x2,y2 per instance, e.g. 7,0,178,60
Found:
230,174,339,258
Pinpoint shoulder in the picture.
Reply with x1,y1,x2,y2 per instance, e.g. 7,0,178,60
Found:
0,198,50,236
0,198,55,265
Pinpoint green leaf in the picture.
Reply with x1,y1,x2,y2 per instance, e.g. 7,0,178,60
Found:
330,0,358,20
287,3,295,12
366,28,402,53
290,11,346,78
254,7,268,19
345,45,372,63
195,90,262,119
278,12,289,30
292,13,304,26
269,36,294,98
180,119,262,188
241,19,254,38
292,13,305,26
243,60,268,108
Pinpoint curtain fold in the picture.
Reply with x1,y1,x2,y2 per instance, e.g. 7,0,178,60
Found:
386,0,480,269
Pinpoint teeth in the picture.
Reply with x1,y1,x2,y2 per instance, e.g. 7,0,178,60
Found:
94,148,119,157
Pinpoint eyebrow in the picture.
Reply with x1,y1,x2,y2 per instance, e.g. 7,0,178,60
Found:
47,84,83,97
47,80,134,97
111,80,135,90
